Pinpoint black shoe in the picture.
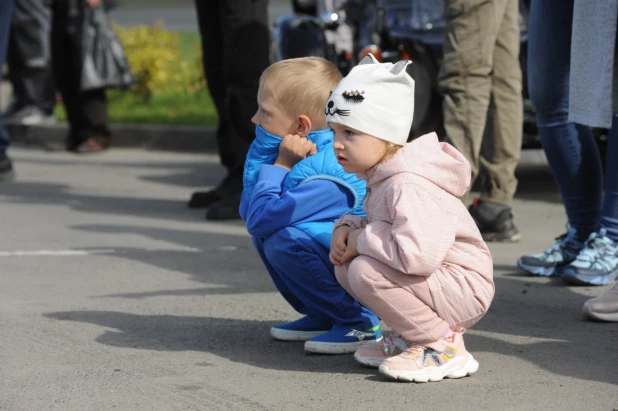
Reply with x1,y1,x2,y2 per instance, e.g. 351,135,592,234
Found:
0,157,15,182
205,193,241,220
188,187,226,209
469,199,520,242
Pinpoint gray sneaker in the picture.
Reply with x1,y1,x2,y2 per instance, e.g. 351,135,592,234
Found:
582,282,618,322
4,105,55,126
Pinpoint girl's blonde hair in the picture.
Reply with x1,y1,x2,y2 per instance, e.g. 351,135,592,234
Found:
259,57,342,129
380,142,403,163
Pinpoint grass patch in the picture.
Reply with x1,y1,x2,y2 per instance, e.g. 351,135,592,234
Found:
54,31,218,126
55,89,217,126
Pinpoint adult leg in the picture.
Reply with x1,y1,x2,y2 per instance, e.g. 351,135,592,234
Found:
0,0,16,182
440,0,520,241
477,0,522,207
7,0,55,121
518,0,603,279
51,1,83,150
188,0,235,209
205,0,270,220
527,0,602,238
599,115,618,242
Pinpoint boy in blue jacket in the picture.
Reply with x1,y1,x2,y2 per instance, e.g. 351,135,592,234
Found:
240,57,381,354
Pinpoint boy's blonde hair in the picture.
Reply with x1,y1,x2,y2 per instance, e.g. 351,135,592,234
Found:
260,57,342,129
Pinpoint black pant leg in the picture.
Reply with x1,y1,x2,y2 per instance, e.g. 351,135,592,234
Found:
219,0,270,187
194,0,235,178
9,0,55,113
51,2,109,146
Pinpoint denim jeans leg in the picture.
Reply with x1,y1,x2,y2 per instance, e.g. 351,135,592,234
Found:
527,0,602,239
0,0,15,159
600,115,618,241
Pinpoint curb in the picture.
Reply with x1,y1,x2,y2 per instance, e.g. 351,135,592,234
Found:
9,122,219,153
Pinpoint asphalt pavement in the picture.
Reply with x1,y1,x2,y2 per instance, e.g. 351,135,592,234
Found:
0,147,616,410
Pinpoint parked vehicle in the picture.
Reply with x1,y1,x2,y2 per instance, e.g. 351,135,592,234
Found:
273,0,607,162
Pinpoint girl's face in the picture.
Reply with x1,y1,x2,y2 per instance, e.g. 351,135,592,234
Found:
331,123,387,174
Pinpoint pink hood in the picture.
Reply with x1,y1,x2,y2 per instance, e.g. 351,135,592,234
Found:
361,133,471,198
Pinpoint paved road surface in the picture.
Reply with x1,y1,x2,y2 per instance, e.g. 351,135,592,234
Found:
1,147,616,410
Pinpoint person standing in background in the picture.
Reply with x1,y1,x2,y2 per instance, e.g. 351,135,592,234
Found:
188,0,270,220
50,0,112,153
0,0,16,182
518,0,618,320
4,0,56,127
439,0,523,242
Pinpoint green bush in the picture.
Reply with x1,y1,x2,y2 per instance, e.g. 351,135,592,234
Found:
112,21,205,101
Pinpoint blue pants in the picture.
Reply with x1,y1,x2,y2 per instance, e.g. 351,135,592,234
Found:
0,0,15,159
253,227,379,329
527,0,618,241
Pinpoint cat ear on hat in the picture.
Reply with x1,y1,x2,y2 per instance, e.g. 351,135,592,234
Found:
389,60,411,75
359,53,380,65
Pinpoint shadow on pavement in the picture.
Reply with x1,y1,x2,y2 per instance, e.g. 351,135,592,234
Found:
469,274,618,386
72,225,268,296
43,310,375,375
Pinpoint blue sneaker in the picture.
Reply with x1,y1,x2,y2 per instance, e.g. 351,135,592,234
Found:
270,316,332,341
517,227,583,277
562,229,618,286
304,324,382,354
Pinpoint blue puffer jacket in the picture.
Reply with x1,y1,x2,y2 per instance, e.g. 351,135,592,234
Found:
242,126,366,248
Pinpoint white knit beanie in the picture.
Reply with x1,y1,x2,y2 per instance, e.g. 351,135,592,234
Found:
325,54,415,146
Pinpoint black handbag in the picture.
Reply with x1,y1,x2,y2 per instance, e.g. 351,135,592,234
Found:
79,5,135,92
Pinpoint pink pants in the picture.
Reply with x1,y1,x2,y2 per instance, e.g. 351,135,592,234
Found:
335,256,489,343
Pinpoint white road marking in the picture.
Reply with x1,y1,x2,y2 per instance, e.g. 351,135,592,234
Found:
0,249,115,257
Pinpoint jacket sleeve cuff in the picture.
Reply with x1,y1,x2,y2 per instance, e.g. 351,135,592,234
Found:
334,215,368,231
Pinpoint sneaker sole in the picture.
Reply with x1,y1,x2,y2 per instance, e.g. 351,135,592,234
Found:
517,261,556,277
562,269,618,286
482,231,521,243
582,306,618,322
379,354,479,383
304,337,383,355
270,327,327,342
354,351,388,368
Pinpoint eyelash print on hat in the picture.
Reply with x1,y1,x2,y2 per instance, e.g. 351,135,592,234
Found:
325,100,350,116
342,90,365,104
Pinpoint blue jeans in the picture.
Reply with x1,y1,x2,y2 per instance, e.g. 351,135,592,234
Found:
0,0,15,159
253,227,379,329
527,0,618,241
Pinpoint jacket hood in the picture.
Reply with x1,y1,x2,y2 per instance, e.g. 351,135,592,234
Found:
360,133,471,198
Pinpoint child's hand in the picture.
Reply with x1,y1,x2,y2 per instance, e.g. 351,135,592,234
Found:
330,225,354,266
341,228,363,263
274,134,317,170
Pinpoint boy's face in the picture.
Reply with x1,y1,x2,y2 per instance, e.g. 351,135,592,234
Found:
331,122,387,174
252,87,297,138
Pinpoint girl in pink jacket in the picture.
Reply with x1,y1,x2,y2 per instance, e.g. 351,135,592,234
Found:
326,54,494,383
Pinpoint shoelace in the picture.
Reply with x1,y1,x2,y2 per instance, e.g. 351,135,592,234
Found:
577,229,617,261
545,228,578,255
